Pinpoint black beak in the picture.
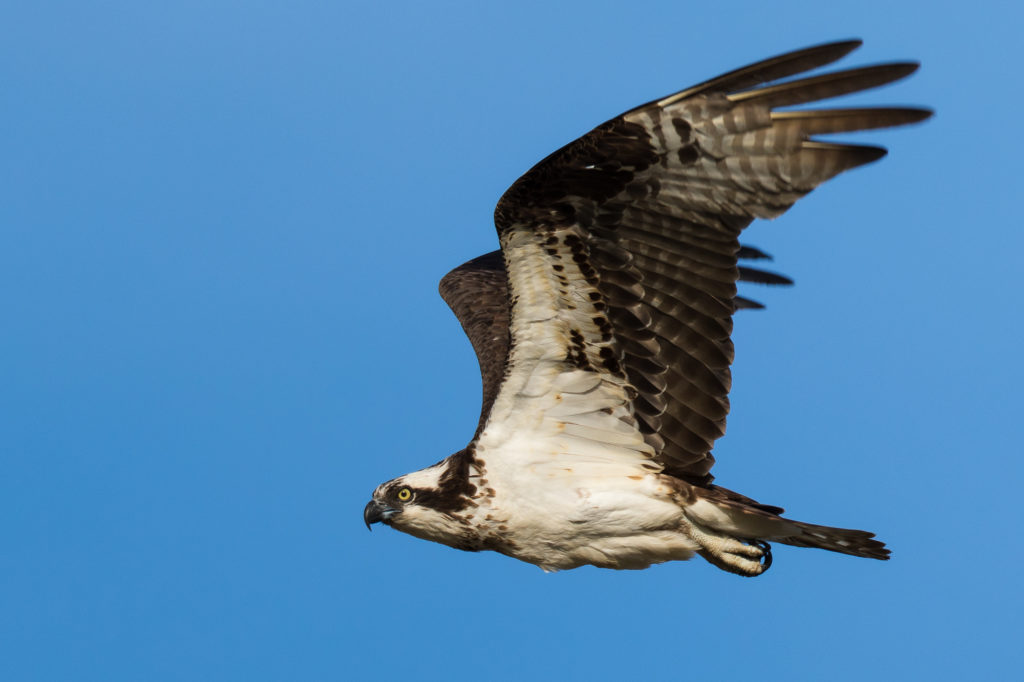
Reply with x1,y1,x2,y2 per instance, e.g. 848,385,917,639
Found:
364,499,388,530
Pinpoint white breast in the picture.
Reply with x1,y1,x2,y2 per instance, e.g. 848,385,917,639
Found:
466,228,701,570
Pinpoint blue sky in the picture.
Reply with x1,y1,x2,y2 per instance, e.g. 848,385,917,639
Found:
3,1,1021,680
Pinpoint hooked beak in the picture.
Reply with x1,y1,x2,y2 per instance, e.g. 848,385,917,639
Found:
363,499,397,530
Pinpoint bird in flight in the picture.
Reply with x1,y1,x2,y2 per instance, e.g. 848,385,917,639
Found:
364,40,929,575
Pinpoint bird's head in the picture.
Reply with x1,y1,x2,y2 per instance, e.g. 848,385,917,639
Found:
364,458,479,549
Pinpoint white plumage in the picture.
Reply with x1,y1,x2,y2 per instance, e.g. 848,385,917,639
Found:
364,41,929,576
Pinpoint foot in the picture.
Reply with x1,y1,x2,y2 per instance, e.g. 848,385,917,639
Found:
686,521,773,576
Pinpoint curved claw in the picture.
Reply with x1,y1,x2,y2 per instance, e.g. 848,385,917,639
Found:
750,539,773,571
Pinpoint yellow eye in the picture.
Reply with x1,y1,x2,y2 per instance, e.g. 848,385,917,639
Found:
397,487,412,502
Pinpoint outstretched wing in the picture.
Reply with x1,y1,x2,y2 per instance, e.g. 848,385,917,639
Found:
473,40,930,483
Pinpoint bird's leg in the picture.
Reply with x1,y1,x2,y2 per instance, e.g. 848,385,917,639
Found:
680,517,772,577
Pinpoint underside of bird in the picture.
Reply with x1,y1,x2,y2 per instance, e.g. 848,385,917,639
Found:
365,39,928,575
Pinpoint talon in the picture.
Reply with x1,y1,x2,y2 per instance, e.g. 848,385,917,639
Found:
751,540,773,570
684,517,774,577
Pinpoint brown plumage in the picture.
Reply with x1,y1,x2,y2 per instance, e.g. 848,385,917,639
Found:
448,40,929,488
368,40,929,574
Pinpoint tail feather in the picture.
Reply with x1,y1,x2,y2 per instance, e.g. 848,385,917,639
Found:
775,520,890,560
689,485,890,562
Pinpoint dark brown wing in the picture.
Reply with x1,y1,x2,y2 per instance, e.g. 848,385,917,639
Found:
492,40,930,484
438,251,511,437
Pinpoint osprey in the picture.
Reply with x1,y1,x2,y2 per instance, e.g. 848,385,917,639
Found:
364,40,929,575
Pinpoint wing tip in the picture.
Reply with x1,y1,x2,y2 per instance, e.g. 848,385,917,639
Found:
881,60,921,83
734,296,766,310
738,266,794,286
814,37,863,56
802,140,889,168
737,245,774,261
853,144,888,164
905,106,935,123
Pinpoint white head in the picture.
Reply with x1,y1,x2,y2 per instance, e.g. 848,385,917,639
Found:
363,453,481,550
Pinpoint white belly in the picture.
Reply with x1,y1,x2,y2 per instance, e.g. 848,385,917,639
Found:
474,453,699,571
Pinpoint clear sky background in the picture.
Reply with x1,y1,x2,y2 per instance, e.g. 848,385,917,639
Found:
3,1,1021,680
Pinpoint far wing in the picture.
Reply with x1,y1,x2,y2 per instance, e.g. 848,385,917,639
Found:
438,251,511,438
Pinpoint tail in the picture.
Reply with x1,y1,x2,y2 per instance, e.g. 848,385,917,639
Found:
773,519,889,560
686,485,890,571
